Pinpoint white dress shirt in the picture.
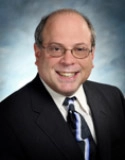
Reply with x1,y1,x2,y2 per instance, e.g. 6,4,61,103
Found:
41,79,96,142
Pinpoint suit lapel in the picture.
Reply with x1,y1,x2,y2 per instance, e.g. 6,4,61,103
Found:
83,81,111,160
29,75,83,160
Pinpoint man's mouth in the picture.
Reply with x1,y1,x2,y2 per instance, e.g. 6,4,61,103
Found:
57,72,77,78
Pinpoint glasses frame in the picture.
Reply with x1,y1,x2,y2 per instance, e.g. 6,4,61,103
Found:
41,44,92,59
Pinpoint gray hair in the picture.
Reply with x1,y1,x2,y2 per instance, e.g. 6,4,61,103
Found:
34,9,96,48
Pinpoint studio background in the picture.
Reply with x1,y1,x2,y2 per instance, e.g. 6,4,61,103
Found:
0,0,124,101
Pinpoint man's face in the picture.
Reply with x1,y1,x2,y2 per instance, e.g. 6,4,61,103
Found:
34,13,95,96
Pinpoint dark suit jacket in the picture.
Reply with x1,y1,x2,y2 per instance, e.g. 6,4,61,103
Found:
0,74,125,160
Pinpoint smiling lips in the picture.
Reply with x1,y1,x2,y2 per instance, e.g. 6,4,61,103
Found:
57,71,78,78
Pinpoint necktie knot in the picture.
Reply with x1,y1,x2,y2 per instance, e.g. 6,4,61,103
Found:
63,96,76,111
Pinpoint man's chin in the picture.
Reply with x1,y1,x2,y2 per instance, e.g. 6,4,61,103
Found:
57,87,78,96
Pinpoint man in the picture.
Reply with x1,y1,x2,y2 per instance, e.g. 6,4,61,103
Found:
0,9,125,160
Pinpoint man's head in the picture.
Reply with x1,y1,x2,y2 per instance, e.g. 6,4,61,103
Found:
34,9,95,96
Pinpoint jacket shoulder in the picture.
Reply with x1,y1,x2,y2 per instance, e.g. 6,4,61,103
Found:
84,80,125,109
84,80,122,94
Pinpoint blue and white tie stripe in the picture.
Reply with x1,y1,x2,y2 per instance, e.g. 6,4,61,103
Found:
74,111,90,160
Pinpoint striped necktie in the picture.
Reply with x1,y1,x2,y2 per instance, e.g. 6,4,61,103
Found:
63,97,97,160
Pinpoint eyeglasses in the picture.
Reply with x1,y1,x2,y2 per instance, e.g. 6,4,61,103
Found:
41,44,92,59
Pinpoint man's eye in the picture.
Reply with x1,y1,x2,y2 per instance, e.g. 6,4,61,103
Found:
75,47,87,51
51,46,61,51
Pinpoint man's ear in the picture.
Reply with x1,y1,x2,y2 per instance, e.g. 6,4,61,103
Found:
34,43,41,58
34,43,41,65
91,47,95,68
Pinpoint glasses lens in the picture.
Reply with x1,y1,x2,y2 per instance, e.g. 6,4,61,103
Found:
47,45,63,57
73,47,90,58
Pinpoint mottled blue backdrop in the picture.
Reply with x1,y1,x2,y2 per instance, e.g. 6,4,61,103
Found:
0,0,125,101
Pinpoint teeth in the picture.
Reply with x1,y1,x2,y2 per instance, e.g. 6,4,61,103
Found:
59,72,75,77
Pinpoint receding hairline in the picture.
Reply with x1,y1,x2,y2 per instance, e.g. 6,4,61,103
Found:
35,8,96,47
48,8,83,17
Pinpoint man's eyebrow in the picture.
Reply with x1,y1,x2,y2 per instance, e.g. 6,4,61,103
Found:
46,42,88,47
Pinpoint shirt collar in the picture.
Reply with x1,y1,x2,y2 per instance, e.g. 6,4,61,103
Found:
73,85,90,114
40,78,65,108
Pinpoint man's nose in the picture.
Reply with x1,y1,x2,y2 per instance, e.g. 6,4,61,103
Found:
60,49,75,65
